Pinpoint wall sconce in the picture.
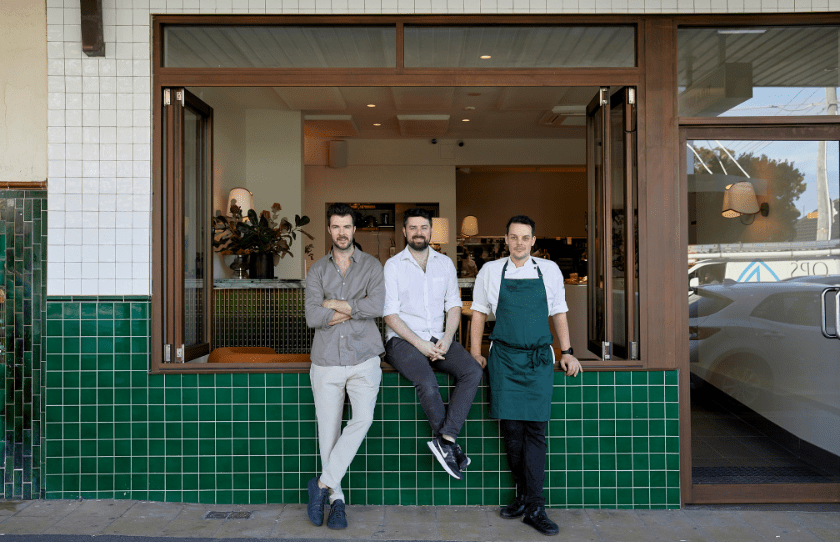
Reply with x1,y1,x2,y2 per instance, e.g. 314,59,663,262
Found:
431,217,450,251
722,181,769,225
460,215,478,238
228,187,254,217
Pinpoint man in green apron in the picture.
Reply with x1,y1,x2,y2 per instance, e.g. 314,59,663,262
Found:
470,215,582,536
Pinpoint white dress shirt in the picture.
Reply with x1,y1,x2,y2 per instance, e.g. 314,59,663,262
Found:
383,246,462,342
471,256,568,318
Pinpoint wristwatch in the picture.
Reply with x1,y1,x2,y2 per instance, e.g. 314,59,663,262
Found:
560,347,574,356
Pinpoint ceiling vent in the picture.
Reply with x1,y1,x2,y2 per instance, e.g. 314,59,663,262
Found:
396,115,450,137
538,105,587,127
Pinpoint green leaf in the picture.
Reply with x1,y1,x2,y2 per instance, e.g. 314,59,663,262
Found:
298,215,311,227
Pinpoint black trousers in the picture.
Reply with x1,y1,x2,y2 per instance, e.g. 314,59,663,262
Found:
500,419,547,508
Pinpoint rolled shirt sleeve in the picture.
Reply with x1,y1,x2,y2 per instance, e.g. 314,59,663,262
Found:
348,263,386,319
305,264,336,329
442,258,463,313
548,269,569,316
382,258,400,318
470,265,492,316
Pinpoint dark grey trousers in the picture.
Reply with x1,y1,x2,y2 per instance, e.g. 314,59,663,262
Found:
385,336,483,439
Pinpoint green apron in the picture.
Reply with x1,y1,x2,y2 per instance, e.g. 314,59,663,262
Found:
488,261,555,421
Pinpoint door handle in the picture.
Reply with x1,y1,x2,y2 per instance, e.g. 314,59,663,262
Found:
820,287,840,339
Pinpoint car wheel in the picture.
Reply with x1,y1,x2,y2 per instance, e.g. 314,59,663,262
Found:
711,356,772,408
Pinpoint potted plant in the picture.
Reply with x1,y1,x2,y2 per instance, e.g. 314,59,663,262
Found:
212,201,312,279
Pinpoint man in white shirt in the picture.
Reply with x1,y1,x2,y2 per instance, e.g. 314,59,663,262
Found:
470,215,582,536
383,208,483,481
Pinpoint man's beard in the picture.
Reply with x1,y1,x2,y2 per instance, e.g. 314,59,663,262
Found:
333,235,353,251
408,236,429,251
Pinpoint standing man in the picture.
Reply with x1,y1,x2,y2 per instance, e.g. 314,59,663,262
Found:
470,215,582,536
383,208,483,481
304,203,385,530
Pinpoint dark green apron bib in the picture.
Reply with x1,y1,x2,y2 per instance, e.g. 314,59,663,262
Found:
487,261,555,421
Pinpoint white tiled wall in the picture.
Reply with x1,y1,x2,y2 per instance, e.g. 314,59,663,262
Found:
45,0,840,296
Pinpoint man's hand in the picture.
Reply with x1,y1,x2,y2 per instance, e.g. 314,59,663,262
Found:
435,336,453,356
416,340,445,361
471,351,487,369
328,312,350,326
558,354,582,377
322,299,352,316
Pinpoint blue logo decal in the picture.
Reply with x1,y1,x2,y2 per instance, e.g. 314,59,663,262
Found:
737,260,780,282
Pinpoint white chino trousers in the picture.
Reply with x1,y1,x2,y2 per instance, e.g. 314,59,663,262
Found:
310,356,381,504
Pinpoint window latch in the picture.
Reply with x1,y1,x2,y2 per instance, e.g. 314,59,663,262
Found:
602,341,612,361
164,343,171,362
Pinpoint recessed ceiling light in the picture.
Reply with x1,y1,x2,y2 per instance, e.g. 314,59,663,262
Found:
480,55,491,59
373,123,381,126
367,104,376,108
464,106,475,110
462,118,470,122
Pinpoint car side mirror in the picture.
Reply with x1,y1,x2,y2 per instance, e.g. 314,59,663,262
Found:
689,277,699,288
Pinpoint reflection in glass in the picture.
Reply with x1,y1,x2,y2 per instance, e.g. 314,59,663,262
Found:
184,108,205,350
405,26,635,68
678,26,839,117
687,139,840,485
164,26,397,68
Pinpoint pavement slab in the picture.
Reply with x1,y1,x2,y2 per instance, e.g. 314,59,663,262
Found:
214,517,278,538
587,509,653,542
734,510,827,542
9,499,81,518
0,500,33,517
101,516,173,536
682,509,765,542
0,514,63,534
122,500,187,519
42,513,116,535
636,509,713,542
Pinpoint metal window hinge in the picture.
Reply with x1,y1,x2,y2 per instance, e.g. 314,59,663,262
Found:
176,344,185,362
164,343,172,362
163,89,170,106
628,88,636,105
630,341,639,360
176,89,184,107
600,87,609,106
602,341,612,361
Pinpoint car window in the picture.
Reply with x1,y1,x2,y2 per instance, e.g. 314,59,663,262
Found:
689,289,733,318
750,292,821,327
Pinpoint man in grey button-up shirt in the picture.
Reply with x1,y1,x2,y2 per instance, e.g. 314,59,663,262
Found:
303,203,384,530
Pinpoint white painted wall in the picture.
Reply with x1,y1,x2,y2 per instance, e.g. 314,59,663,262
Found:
305,165,457,265
1,0,46,182
246,109,305,279
42,0,840,295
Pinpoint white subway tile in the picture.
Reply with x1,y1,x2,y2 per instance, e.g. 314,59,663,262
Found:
100,110,118,126
65,263,83,279
98,279,117,295
66,110,83,127
116,262,133,279
81,280,99,295
66,160,83,177
82,109,100,126
83,160,100,178
101,211,118,228
49,93,66,110
117,161,133,178
117,143,133,161
66,93,82,109
66,76,83,93
65,228,83,245
65,24,82,42
64,41,82,58
133,245,150,263
47,278,65,296
133,211,150,229
132,194,151,213
48,25,65,42
82,145,100,162
132,160,151,178
132,279,150,295
83,127,100,143
116,245,133,263
65,210,83,229
117,127,133,144
101,161,117,177
49,144,66,161
82,76,99,93
100,77,117,93
49,76,65,93
117,178,134,194
116,194,133,212
66,143,82,158
48,191,66,211
49,126,67,144
66,177,83,193
100,230,117,246
99,246,117,263
133,263,150,279
64,279,82,296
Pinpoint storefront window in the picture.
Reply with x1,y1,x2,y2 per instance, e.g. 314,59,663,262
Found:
404,26,635,68
678,26,840,117
163,26,397,68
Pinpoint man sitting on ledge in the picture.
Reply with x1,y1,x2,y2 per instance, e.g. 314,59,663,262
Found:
383,207,483,481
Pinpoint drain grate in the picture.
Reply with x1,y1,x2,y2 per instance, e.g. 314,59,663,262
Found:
205,511,252,519
693,466,835,484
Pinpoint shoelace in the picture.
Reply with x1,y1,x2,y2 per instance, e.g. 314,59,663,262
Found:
332,504,346,521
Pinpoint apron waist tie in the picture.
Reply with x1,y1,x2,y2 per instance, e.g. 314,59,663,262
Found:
494,340,553,370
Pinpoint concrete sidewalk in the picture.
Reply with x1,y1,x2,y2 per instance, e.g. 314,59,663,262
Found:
0,499,838,541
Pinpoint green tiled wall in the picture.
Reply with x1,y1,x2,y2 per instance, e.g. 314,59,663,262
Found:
44,297,680,508
1,190,48,500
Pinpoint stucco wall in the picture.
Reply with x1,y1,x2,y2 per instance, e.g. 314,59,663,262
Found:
0,0,47,183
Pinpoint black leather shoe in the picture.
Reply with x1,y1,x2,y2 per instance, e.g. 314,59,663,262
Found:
522,506,559,536
306,477,329,526
499,495,527,519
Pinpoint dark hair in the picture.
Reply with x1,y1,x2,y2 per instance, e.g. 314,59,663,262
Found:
327,203,356,226
506,215,536,235
403,207,433,228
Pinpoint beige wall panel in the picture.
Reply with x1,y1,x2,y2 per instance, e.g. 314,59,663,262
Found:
1,0,46,182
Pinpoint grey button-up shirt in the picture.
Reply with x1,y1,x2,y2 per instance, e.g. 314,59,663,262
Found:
305,248,385,367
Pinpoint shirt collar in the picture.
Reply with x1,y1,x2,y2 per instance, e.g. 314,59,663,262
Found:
329,246,358,263
506,255,535,269
399,245,439,261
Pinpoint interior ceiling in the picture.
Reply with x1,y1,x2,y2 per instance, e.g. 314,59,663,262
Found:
192,86,600,139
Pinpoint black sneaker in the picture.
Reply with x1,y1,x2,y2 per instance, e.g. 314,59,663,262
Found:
452,442,471,471
500,495,526,519
427,437,462,480
306,477,329,526
522,506,559,536
327,499,347,530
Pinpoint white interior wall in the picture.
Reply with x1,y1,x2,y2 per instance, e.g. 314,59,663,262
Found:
246,110,306,279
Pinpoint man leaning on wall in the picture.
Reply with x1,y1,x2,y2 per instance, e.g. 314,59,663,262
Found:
304,202,385,530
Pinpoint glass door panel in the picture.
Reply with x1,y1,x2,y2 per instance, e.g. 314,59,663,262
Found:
587,87,639,362
687,137,840,488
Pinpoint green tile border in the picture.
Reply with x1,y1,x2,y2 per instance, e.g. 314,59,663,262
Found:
44,297,680,508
